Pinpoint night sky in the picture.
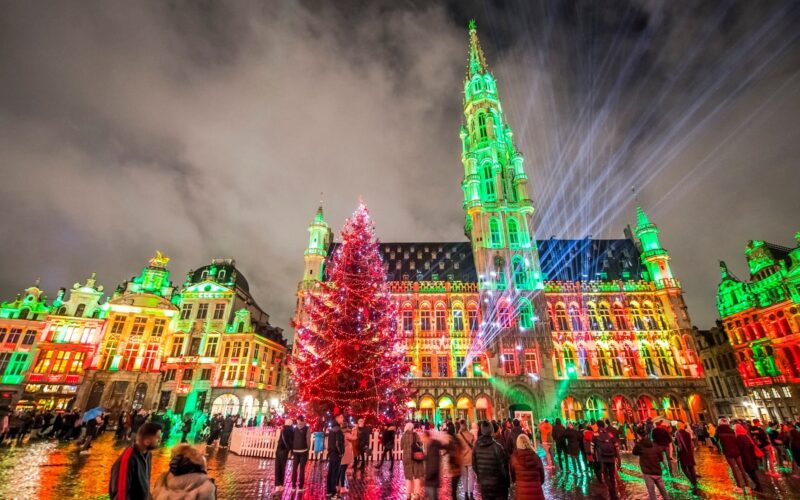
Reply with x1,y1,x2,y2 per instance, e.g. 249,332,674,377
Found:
1,0,798,334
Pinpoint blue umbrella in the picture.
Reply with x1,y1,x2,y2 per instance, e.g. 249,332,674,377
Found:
82,407,104,423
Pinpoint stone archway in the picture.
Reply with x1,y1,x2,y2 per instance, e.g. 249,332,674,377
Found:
85,381,105,410
211,394,240,416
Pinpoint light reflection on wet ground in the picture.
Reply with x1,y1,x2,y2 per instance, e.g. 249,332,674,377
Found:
2,434,800,499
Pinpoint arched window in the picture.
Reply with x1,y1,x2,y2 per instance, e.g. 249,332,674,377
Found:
489,218,502,247
512,255,527,289
655,302,668,330
587,303,600,330
599,303,613,330
597,345,610,376
563,344,576,377
482,164,496,201
555,303,569,331
577,345,590,377
641,344,656,376
623,344,639,376
613,303,628,330
609,344,623,377
507,218,520,248
75,304,86,317
18,308,29,320
478,113,487,139
642,302,656,330
518,299,533,329
498,302,512,328
630,302,645,331
568,304,582,332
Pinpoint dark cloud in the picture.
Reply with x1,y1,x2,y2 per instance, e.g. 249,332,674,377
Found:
0,0,798,333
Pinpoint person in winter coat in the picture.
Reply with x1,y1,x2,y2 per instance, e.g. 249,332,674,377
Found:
552,419,566,470
152,444,216,499
338,422,355,495
651,421,674,476
510,434,545,500
675,422,697,493
422,430,444,500
181,414,193,444
472,421,510,500
632,432,669,500
326,415,345,499
456,421,477,500
736,423,763,493
447,431,463,500
109,423,162,500
789,424,800,473
505,419,525,456
564,423,583,473
401,422,424,499
582,426,600,481
353,418,371,473
274,418,293,492
375,424,396,468
716,418,747,492
592,421,619,500
219,416,234,448
291,416,312,491
538,419,553,469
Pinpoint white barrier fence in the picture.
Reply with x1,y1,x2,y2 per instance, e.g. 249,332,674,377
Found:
229,426,405,461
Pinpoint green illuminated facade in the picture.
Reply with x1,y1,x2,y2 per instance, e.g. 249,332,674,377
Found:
717,233,800,421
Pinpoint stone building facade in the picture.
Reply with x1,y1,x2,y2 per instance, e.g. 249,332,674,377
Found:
717,234,800,422
293,23,711,427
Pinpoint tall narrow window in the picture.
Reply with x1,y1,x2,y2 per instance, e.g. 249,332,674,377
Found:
196,303,209,320
402,309,413,333
452,309,464,332
519,299,533,329
180,303,192,320
467,307,478,333
213,304,226,320
478,113,487,139
151,319,166,339
507,218,519,248
512,255,527,289
130,317,147,337
499,302,512,328
420,308,431,333
435,307,447,332
482,164,496,201
489,218,502,247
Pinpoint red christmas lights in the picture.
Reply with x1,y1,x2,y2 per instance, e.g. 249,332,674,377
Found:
290,203,410,423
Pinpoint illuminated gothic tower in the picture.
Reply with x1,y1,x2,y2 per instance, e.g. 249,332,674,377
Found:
634,205,691,331
302,205,333,288
461,21,552,414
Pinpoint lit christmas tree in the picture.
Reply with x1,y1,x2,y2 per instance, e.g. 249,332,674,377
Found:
291,203,410,423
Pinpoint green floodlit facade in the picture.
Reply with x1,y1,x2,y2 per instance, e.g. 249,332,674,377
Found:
294,22,711,427
0,252,288,416
717,234,800,421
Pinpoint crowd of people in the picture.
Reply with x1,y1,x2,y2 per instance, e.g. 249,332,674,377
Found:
9,404,800,499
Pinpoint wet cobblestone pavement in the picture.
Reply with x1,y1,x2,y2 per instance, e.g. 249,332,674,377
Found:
2,433,800,499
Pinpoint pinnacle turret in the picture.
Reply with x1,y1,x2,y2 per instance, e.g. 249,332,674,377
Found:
467,20,489,78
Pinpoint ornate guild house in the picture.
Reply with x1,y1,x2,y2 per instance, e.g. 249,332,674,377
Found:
294,22,711,426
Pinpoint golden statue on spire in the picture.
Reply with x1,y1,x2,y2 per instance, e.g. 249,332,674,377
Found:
149,250,170,269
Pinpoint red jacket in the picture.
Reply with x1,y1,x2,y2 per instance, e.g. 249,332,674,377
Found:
510,448,545,500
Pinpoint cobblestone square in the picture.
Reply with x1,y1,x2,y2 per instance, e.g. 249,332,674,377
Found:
3,433,800,499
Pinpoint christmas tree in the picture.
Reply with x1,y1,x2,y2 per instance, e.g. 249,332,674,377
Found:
291,203,410,423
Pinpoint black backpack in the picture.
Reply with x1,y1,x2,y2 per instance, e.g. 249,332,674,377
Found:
596,431,616,459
